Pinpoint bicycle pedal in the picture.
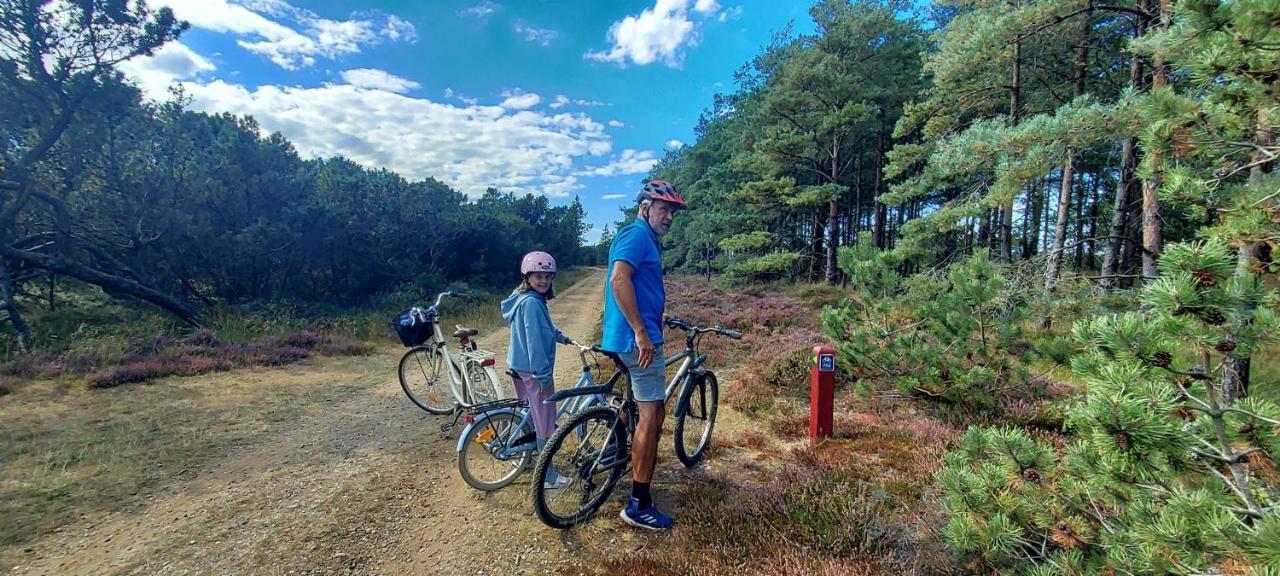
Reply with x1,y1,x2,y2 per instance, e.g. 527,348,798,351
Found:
440,422,455,433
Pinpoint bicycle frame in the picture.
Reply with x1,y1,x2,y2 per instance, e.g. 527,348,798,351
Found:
455,346,608,456
419,292,501,408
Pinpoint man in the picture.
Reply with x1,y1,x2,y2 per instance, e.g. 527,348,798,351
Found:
601,178,686,530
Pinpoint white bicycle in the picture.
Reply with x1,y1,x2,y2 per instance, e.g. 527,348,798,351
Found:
396,291,505,417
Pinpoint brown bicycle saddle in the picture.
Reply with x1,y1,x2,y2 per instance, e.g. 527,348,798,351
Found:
452,325,479,338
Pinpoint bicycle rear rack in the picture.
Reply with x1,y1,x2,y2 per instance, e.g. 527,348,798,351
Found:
462,397,528,416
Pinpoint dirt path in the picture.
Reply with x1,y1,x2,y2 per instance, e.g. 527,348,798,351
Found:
10,268,761,576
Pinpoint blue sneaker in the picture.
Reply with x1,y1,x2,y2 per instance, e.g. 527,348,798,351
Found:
620,497,674,530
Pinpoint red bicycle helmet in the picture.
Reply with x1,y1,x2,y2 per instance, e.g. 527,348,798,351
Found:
636,179,687,209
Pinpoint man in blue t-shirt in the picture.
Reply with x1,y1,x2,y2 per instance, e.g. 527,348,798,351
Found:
601,178,686,531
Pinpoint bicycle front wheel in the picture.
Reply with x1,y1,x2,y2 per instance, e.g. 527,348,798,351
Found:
398,346,456,415
458,412,533,491
531,406,626,529
673,371,719,467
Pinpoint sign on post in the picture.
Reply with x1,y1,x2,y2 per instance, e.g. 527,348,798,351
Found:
809,345,835,443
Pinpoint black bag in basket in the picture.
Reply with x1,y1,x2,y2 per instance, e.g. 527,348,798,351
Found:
392,309,433,347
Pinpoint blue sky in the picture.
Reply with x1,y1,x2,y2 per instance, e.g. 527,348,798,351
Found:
120,0,816,241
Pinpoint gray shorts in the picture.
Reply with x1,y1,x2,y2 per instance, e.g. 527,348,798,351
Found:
618,344,666,402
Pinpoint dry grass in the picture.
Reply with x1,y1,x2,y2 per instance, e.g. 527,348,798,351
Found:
560,276,964,575
0,353,382,563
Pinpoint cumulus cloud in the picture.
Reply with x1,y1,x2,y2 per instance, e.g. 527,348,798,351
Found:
514,22,559,46
608,119,625,128
500,89,542,110
340,68,420,93
666,139,685,149
575,149,658,177
602,194,628,200
179,80,611,197
120,41,216,99
153,0,416,70
718,5,743,22
584,0,724,67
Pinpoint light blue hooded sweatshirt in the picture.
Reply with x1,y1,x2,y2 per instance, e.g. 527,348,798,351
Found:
500,289,569,388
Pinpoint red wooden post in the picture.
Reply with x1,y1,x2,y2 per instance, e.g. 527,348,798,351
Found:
810,345,835,442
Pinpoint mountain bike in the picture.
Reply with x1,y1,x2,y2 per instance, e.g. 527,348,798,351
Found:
529,317,741,528
454,344,612,491
396,291,504,418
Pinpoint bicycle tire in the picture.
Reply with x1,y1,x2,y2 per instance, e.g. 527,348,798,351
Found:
398,346,456,415
465,363,503,407
458,411,533,491
531,406,627,529
673,371,719,467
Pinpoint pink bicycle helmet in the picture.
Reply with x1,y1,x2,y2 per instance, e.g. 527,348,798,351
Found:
520,251,557,275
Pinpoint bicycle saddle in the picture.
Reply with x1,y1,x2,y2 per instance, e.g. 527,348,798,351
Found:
453,325,479,338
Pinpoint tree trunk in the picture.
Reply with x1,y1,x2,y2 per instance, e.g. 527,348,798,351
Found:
1229,108,1275,399
1102,10,1148,289
0,257,32,352
872,130,887,249
1,246,202,327
1025,177,1044,258
825,198,839,284
1044,155,1076,295
999,34,1023,263
1141,0,1170,281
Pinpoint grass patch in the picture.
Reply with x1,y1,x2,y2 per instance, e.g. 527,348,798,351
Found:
0,353,382,567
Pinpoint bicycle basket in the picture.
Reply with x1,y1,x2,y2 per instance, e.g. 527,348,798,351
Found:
392,309,433,347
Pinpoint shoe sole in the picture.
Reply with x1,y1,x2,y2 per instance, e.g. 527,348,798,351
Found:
619,509,670,531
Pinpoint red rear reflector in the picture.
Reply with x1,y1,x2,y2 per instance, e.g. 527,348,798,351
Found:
465,415,475,424
481,358,496,366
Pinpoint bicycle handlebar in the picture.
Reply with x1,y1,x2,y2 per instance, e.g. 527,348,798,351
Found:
665,316,743,340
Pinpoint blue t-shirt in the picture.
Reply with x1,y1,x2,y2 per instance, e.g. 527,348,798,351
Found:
602,219,665,352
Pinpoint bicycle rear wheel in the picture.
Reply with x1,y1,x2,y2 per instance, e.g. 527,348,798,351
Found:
399,346,456,414
465,363,503,406
673,371,719,467
531,406,626,529
458,412,533,491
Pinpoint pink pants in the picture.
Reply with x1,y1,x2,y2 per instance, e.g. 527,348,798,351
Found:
513,371,556,441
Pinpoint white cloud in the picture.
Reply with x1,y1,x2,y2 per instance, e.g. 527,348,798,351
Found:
718,6,743,22
444,87,479,106
500,90,542,110
153,0,416,70
514,22,559,46
666,139,685,149
549,95,609,109
340,68,420,93
602,194,628,200
585,0,723,67
459,2,499,18
180,80,612,197
120,41,216,100
575,149,657,177
608,119,625,128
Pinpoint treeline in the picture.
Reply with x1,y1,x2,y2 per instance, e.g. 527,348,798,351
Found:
0,2,586,350
651,0,1272,291
656,0,1278,572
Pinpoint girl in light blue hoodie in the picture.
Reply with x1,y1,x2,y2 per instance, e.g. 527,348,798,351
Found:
501,252,573,487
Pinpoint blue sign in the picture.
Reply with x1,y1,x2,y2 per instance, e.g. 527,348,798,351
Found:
818,354,835,373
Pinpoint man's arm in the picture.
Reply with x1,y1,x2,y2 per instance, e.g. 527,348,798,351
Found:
610,261,654,368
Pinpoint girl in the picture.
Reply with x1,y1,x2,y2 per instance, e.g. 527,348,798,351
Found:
499,251,573,487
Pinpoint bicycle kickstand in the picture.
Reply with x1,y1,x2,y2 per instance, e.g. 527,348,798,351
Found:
440,407,464,434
